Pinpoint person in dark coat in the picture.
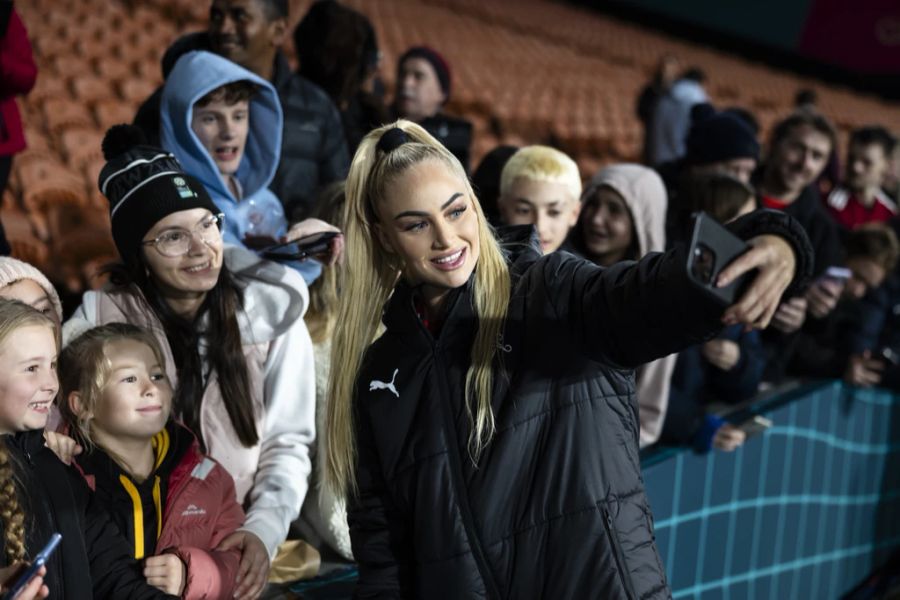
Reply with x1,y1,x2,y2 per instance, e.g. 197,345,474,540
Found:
471,145,519,227
323,121,813,598
636,54,681,165
659,103,761,245
0,300,175,599
789,223,900,384
293,0,388,154
661,173,766,453
132,0,350,220
391,46,473,172
755,109,846,383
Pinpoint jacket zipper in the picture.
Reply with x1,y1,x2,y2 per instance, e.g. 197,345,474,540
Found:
432,346,504,600
601,505,638,600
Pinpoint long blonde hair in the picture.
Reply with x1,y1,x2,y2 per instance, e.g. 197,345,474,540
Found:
0,299,57,563
325,120,511,496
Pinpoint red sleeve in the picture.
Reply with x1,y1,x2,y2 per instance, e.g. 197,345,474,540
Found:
167,465,245,600
0,10,37,97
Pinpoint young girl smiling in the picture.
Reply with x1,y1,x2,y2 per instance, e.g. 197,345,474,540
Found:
59,323,245,599
0,300,172,599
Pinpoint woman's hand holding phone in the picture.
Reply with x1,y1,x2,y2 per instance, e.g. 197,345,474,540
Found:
718,235,797,330
284,219,344,265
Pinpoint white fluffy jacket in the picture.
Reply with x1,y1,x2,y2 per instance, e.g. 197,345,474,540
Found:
64,245,316,558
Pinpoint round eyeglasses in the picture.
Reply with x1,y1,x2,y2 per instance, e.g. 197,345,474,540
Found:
141,213,225,258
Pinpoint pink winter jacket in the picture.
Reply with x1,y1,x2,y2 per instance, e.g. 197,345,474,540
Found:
158,436,245,600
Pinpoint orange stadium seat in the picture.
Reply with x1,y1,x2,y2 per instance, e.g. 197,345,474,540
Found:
41,98,95,134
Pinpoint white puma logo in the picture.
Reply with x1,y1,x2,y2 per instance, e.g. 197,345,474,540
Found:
369,368,400,398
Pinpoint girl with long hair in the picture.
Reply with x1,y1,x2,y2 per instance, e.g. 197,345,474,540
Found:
65,127,319,599
325,120,813,598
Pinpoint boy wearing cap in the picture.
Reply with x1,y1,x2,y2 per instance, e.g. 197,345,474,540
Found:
393,46,473,171
496,145,582,254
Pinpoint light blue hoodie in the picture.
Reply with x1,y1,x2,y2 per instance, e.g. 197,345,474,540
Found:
160,50,320,282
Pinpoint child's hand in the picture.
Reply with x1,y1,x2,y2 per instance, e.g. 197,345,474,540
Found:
43,431,82,465
0,564,49,599
144,553,186,596
701,339,741,371
217,531,269,600
712,423,746,452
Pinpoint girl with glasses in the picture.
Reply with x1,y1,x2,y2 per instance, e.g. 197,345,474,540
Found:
64,126,318,600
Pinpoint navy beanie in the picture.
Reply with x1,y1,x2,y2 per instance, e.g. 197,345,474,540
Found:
686,105,761,166
399,46,452,98
99,125,220,267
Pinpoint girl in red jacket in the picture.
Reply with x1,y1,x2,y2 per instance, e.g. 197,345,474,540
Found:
58,322,245,599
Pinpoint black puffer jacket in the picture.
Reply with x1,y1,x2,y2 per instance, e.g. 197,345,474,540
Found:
349,215,812,599
1,430,175,599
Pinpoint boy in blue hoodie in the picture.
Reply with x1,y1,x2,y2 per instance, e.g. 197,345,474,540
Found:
160,50,323,282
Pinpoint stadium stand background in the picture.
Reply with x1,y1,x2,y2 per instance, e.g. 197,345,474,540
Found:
8,0,900,298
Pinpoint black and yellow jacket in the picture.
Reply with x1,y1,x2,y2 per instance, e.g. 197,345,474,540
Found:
1,430,175,599
73,422,245,599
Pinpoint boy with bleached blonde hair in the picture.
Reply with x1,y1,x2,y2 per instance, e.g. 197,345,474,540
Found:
498,145,582,253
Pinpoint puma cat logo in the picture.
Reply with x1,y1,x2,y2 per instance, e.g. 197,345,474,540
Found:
369,368,400,398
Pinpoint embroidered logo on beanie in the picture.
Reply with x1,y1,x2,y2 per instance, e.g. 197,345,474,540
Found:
173,177,197,199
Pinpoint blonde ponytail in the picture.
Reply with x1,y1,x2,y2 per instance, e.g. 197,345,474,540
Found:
324,121,510,497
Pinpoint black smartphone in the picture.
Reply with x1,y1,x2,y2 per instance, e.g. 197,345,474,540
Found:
686,212,752,306
3,533,61,599
261,231,339,262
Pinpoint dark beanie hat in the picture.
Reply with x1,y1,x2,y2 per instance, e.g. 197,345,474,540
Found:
98,124,220,267
399,46,451,98
685,104,761,166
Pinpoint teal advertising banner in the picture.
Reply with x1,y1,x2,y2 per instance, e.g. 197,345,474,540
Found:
643,382,900,598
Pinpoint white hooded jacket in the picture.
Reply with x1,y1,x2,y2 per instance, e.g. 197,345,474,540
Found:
64,245,316,558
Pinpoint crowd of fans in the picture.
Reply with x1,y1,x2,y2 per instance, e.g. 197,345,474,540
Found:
0,0,898,597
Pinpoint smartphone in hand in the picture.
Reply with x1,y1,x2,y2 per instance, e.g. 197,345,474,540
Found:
3,533,60,599
261,231,339,262
686,212,752,306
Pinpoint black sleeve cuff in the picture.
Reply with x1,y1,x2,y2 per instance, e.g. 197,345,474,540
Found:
727,209,815,298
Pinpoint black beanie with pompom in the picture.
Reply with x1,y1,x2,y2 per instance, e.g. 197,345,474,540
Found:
98,124,219,267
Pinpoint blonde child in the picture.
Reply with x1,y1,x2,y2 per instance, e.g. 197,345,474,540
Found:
59,323,245,599
0,300,171,598
496,145,582,254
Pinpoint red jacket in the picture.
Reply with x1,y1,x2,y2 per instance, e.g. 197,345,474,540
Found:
75,424,245,600
0,8,36,156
